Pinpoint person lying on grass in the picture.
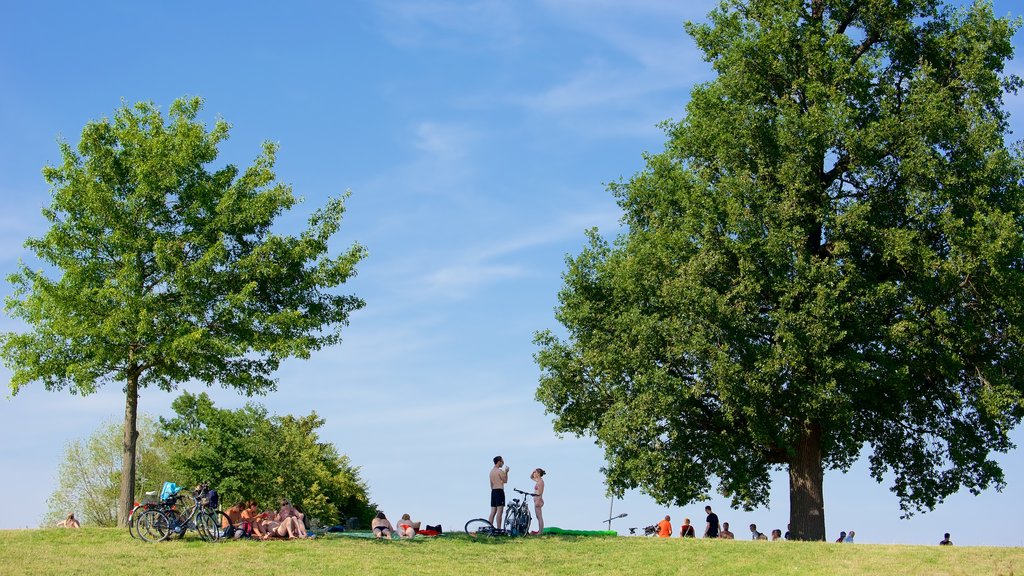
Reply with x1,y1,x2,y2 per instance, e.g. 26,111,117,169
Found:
397,514,419,539
372,512,394,539
55,512,80,528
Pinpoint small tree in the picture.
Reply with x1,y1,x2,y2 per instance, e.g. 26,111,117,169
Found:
536,0,1024,540
45,416,173,527
162,391,375,526
1,97,366,525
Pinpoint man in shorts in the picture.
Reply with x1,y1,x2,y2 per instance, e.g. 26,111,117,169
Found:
488,456,509,528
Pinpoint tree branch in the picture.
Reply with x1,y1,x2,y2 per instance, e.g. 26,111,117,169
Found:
835,0,862,36
851,31,879,66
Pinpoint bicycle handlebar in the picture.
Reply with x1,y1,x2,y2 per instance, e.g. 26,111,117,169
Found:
513,488,538,497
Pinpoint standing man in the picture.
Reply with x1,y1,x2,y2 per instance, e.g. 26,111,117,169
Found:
488,456,509,528
703,506,720,538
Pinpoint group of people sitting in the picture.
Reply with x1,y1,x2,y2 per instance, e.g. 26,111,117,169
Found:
223,499,309,540
370,511,419,539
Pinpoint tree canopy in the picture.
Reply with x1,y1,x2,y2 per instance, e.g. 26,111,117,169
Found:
535,0,1024,540
161,392,375,527
1,97,366,524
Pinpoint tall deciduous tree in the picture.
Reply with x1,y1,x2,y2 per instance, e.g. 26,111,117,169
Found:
1,97,366,525
536,0,1024,540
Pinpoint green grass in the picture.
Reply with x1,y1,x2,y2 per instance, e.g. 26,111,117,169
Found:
1,528,1021,576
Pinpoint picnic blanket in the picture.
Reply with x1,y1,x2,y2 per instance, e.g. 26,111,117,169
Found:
542,527,618,537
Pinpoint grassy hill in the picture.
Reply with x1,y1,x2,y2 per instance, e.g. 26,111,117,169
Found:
1,528,1020,576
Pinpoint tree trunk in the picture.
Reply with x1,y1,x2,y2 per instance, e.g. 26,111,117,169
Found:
118,374,140,527
788,421,826,540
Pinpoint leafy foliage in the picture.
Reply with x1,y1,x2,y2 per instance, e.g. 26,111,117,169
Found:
536,0,1024,539
0,97,366,523
161,392,375,527
45,417,174,527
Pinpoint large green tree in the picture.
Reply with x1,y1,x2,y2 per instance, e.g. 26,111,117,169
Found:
536,0,1024,540
161,392,375,527
1,97,366,525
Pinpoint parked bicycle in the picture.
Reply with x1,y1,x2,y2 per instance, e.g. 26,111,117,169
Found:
135,483,229,542
627,524,658,536
464,488,538,538
503,488,536,536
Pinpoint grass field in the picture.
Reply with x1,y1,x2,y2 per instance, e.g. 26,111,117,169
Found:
1,528,1021,576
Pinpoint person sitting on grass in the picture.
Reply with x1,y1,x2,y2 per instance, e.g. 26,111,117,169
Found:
939,533,953,546
719,522,734,539
56,512,80,528
372,511,394,539
224,502,245,539
771,529,783,541
397,514,418,539
835,530,846,543
657,515,672,538
750,524,767,540
259,508,303,540
679,518,696,538
241,501,263,538
277,499,307,538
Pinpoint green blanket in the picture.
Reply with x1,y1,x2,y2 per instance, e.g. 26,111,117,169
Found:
541,527,618,536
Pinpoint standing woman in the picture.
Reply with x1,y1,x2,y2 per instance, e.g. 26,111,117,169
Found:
531,468,546,535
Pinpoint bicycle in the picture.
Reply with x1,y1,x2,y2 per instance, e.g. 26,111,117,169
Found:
465,488,538,538
627,524,658,536
136,484,229,542
503,488,536,536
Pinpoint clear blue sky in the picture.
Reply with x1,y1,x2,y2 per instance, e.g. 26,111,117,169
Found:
1,0,1022,546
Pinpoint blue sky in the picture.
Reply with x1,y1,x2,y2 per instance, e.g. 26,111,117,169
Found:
1,0,1023,546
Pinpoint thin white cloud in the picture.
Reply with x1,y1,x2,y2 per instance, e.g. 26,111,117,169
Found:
505,1,714,137
408,204,621,301
372,0,524,51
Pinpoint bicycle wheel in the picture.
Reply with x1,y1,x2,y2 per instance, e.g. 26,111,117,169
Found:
211,511,233,539
196,511,220,542
518,508,532,535
464,518,495,536
502,509,516,532
505,507,526,535
127,506,140,539
137,509,171,542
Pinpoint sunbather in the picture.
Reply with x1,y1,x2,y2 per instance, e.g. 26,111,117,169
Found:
56,512,80,528
397,514,418,538
371,512,394,539
277,499,307,538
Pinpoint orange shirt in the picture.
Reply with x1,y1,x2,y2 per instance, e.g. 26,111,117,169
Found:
658,519,672,537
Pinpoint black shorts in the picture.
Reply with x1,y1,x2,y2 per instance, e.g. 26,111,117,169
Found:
490,488,505,507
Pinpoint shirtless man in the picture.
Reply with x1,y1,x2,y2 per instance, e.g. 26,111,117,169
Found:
488,456,509,528
224,502,245,539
